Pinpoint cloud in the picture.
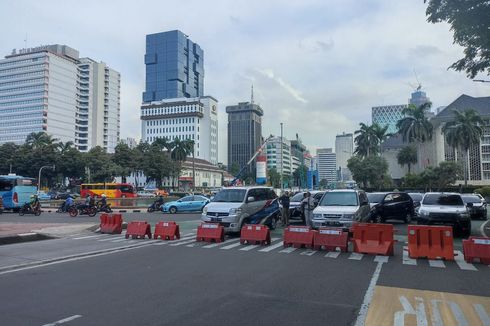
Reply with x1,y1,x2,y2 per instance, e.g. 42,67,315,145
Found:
255,68,308,104
408,45,443,58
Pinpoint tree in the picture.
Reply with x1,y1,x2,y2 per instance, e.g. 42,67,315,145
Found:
397,103,433,143
170,138,193,162
442,109,486,186
371,123,392,154
397,145,418,173
113,143,136,181
425,0,490,78
433,161,462,190
85,146,121,183
229,162,240,176
268,168,281,188
292,165,308,188
348,155,389,189
354,123,378,157
319,179,329,189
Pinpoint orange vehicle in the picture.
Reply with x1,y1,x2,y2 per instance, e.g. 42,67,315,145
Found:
154,189,169,197
80,183,136,198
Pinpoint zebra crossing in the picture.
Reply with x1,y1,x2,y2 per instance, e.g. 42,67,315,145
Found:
65,232,489,272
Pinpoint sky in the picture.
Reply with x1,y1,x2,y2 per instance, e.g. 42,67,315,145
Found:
1,0,489,164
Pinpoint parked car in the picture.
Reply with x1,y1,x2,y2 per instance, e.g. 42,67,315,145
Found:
417,192,471,237
202,186,281,232
289,191,325,220
461,193,487,220
311,189,371,230
407,192,424,218
162,195,210,214
0,196,3,214
169,191,190,199
137,190,156,198
37,191,51,201
154,189,169,197
367,192,415,223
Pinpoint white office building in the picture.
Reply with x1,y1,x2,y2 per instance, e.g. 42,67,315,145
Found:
266,136,292,176
335,132,354,181
316,148,337,183
140,96,218,165
0,44,120,152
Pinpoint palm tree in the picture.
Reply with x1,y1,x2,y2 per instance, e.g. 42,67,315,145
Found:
152,137,173,152
354,123,377,157
396,103,433,143
25,132,59,150
442,109,486,187
371,123,392,155
171,138,193,162
397,145,418,174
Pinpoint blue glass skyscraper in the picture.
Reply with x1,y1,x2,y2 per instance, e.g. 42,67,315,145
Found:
143,30,204,102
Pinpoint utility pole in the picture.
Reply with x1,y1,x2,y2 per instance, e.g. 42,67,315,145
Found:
38,165,55,193
280,122,284,192
192,143,196,194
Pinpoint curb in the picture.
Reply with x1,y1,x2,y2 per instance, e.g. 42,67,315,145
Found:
0,232,54,245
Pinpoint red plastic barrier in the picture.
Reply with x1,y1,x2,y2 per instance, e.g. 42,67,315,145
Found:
100,213,123,234
154,221,180,240
351,223,395,256
313,227,349,252
463,236,490,265
283,226,314,248
125,221,152,239
240,224,271,245
196,223,224,243
407,225,454,261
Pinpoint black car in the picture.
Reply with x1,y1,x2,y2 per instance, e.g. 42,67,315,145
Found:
461,194,487,220
367,192,415,223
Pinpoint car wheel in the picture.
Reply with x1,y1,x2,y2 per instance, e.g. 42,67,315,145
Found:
269,215,278,230
375,214,384,223
404,213,413,224
169,206,177,214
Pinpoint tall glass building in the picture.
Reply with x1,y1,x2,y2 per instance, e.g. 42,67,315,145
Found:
143,30,204,102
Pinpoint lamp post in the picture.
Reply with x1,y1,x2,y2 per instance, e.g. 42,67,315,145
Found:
280,122,284,192
38,165,55,193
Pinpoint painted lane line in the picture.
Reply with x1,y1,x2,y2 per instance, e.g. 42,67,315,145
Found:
220,241,244,250
239,238,279,251
354,261,385,326
203,238,241,249
72,235,102,240
374,255,389,263
348,253,364,260
97,235,124,242
258,241,284,252
300,249,317,256
170,239,197,246
324,251,341,259
42,314,83,326
454,250,477,271
402,246,417,265
428,259,446,268
151,235,196,245
279,247,297,254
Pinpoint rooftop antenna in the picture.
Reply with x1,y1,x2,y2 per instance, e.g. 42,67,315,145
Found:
251,84,254,104
413,69,422,91
24,33,27,48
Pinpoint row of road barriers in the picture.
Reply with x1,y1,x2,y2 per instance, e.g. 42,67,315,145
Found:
98,215,490,265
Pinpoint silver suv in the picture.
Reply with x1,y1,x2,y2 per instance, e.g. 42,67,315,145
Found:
311,189,371,229
417,192,471,237
201,187,280,233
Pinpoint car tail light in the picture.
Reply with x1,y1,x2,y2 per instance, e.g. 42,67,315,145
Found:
13,192,18,204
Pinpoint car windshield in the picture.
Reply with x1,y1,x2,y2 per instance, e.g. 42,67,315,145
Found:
367,193,386,203
461,195,482,204
211,189,247,203
291,193,305,202
408,193,423,202
319,192,358,206
422,194,464,206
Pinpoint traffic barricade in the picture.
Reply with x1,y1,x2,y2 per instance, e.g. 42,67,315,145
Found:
283,226,314,249
240,224,271,245
407,225,454,261
154,221,180,240
196,223,225,243
313,227,349,252
463,236,490,265
100,213,123,234
351,223,395,256
125,221,152,239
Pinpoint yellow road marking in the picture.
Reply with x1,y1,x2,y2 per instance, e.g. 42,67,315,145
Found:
365,285,490,326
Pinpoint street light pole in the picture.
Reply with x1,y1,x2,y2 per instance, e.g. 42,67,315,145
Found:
280,122,284,192
38,165,55,193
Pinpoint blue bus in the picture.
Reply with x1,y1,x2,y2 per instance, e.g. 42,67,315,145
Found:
0,175,37,210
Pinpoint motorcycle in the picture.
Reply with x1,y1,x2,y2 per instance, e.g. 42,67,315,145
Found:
147,201,163,213
69,204,97,217
19,203,42,216
96,201,112,213
56,203,72,213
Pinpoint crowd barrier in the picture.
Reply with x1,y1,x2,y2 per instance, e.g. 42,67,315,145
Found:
240,224,271,245
125,221,152,239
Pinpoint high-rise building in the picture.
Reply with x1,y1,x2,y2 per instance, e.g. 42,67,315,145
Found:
143,30,204,102
141,96,218,164
0,44,120,152
290,135,306,172
371,104,407,134
316,148,337,184
335,132,353,181
226,102,263,174
409,88,430,108
266,136,292,176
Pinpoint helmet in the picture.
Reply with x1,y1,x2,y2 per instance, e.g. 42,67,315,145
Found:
30,195,35,199
101,194,106,198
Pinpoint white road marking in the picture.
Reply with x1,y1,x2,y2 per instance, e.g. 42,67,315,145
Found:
97,235,123,242
42,314,83,326
402,246,417,265
220,241,244,250
279,247,297,254
348,253,364,260
454,250,477,271
239,238,279,251
428,260,446,268
258,241,284,252
152,235,195,245
300,249,317,256
203,238,240,249
324,251,341,258
18,232,37,236
170,239,197,246
72,235,102,240
354,261,385,326
374,255,389,263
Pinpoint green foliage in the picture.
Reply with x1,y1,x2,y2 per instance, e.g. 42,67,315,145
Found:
319,179,329,189
475,187,490,198
397,145,418,173
292,165,308,188
425,0,490,78
397,103,433,143
347,155,389,189
268,168,281,188
401,161,462,190
354,123,391,157
229,162,240,176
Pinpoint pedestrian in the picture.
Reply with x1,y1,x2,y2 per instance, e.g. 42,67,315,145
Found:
301,192,315,227
279,191,290,226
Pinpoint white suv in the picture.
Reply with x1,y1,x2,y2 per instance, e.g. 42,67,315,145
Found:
311,189,371,229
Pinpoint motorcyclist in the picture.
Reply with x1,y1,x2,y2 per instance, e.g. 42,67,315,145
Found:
154,195,164,210
63,195,74,211
29,195,40,212
89,194,96,208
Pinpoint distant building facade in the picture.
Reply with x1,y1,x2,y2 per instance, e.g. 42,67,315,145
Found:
226,102,263,175
372,104,407,134
335,132,353,181
0,44,120,152
316,148,337,184
266,136,292,176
